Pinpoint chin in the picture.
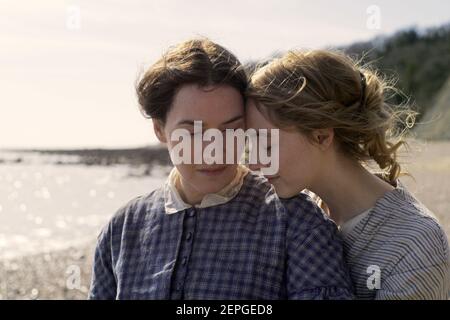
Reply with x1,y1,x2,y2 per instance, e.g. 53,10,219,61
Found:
195,181,229,195
195,169,235,193
274,189,294,199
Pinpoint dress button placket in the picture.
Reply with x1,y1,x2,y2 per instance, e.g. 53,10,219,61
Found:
170,207,197,299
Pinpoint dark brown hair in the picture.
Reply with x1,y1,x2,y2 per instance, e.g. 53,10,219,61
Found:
136,38,248,123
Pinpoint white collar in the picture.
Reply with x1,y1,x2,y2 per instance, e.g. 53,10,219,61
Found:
164,165,249,214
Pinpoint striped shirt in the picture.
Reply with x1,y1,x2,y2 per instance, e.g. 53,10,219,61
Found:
341,180,450,299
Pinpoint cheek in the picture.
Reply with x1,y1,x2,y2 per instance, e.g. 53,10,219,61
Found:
278,138,315,183
278,144,300,176
175,164,196,180
167,133,197,164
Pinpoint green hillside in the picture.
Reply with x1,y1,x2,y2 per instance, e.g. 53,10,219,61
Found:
343,24,450,124
246,23,450,140
415,76,450,140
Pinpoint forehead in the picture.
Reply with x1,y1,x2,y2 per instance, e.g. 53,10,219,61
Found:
245,99,277,130
167,84,244,125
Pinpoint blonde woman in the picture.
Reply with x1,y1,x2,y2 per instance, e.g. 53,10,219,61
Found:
245,50,450,300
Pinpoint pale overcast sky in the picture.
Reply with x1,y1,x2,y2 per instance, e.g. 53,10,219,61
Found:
1,0,450,149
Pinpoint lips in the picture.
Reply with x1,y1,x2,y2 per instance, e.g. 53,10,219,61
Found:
197,166,228,176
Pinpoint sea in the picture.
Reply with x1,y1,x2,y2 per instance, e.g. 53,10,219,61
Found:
0,151,168,260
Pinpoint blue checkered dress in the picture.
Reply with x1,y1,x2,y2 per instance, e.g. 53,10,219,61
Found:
88,172,353,299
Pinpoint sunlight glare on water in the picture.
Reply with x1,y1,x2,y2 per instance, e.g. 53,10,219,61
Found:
0,152,167,260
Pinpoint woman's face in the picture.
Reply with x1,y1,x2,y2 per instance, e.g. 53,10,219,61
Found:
245,99,323,198
154,84,245,199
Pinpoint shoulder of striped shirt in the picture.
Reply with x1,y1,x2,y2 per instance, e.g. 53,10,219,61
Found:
377,188,450,267
379,207,450,298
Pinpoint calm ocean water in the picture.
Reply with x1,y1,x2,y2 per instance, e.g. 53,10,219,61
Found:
0,151,168,259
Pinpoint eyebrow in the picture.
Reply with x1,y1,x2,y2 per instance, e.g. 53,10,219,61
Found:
176,115,244,127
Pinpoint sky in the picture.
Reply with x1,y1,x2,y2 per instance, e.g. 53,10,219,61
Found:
1,0,450,149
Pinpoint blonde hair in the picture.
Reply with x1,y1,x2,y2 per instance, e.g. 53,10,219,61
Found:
247,50,416,184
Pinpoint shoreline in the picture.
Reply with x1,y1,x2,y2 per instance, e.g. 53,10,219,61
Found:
0,146,171,175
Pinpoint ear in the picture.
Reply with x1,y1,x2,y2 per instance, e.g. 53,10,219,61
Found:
312,128,334,150
152,119,167,143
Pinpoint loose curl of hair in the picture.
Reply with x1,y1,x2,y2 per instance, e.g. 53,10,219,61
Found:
247,50,416,184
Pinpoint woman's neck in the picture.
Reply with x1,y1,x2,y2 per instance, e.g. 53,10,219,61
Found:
177,177,205,206
309,159,395,225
